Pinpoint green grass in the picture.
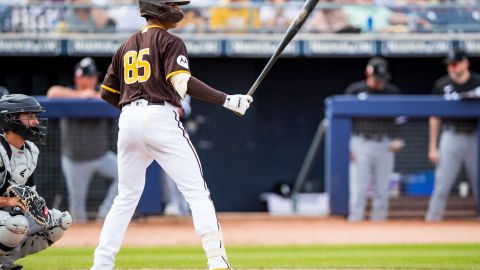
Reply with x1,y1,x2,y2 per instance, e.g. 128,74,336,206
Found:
17,244,480,270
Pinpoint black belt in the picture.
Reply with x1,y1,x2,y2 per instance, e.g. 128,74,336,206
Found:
355,133,388,142
443,125,477,134
123,100,165,107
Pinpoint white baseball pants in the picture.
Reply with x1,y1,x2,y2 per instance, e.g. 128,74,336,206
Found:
91,100,229,270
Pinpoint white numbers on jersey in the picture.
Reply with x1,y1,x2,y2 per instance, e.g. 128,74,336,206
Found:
123,49,151,84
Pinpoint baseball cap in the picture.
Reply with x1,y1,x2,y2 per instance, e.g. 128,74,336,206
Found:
366,57,391,81
443,48,468,64
74,57,98,77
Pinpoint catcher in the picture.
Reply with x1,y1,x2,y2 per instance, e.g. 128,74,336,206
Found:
0,94,72,270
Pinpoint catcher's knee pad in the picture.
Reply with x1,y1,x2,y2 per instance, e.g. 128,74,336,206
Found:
0,215,29,255
201,230,227,259
44,209,71,243
49,209,72,230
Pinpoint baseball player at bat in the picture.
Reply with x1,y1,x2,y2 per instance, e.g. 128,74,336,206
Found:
91,1,252,270
0,94,71,270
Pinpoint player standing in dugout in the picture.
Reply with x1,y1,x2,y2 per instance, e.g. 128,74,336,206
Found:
427,48,480,221
91,1,253,270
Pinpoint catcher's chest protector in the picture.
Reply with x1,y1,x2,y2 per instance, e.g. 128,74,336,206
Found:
0,136,38,187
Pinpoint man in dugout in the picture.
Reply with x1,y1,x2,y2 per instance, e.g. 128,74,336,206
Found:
426,48,480,221
345,57,405,222
47,57,118,223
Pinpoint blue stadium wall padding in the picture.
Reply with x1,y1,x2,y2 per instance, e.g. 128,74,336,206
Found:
35,96,120,118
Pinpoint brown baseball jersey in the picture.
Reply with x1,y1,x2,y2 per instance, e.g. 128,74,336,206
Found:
101,25,191,108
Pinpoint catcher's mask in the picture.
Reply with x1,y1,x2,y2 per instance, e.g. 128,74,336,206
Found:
138,0,190,24
0,94,47,144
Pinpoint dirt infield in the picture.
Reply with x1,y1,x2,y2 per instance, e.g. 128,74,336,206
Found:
57,213,480,247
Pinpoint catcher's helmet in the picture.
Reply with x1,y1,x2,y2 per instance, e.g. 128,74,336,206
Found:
138,0,190,23
0,94,47,144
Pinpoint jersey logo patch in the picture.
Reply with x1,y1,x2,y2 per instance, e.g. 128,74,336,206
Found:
20,169,26,178
177,55,189,69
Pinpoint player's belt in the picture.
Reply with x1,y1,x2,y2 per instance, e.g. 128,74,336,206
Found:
443,125,477,134
356,133,388,142
123,99,165,107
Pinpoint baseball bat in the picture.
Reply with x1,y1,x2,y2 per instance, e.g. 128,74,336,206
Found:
246,0,319,96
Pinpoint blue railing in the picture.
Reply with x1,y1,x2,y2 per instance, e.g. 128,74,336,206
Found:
35,96,119,118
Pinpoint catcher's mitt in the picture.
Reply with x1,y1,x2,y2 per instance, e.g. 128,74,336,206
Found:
7,184,49,226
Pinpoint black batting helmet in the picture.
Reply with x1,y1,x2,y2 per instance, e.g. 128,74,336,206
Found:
0,94,47,144
138,0,190,24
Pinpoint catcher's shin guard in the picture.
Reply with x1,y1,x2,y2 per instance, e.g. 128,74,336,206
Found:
0,215,28,255
48,209,72,230
18,234,50,257
45,209,72,242
16,210,72,259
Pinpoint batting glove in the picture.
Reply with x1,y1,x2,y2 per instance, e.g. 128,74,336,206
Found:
223,94,253,116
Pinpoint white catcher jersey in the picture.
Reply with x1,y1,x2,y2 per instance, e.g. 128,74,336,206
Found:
0,135,39,188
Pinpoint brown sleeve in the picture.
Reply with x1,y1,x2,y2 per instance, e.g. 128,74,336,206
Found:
101,88,120,108
102,61,120,93
101,56,121,108
164,36,191,82
187,76,227,106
